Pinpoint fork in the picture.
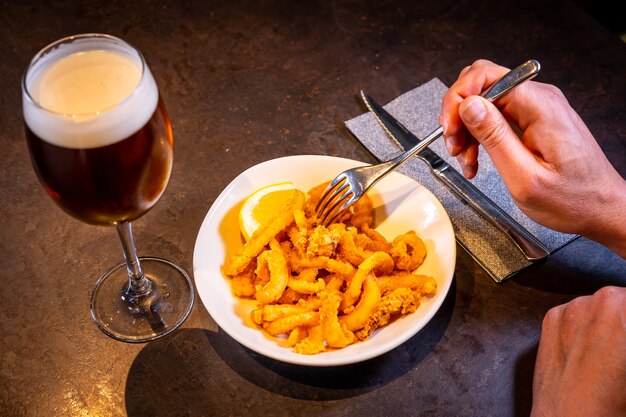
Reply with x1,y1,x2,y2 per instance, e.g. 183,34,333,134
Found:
315,59,541,226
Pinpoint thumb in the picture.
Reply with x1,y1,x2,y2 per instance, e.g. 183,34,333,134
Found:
459,96,534,178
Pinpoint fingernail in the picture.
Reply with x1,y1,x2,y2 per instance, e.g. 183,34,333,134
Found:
441,118,448,136
460,98,487,125
462,146,477,166
463,152,474,167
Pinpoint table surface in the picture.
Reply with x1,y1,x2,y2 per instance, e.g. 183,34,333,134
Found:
1,1,625,416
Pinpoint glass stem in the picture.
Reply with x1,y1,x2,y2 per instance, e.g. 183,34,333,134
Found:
116,222,151,297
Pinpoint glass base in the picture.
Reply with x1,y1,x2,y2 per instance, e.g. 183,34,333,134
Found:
90,256,194,343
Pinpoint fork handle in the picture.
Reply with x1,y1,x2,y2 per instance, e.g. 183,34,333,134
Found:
383,59,548,259
482,59,540,101
386,60,542,177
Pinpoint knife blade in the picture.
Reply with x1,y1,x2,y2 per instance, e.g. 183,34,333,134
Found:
361,92,549,261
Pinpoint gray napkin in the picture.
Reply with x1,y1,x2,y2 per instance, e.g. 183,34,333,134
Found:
345,78,577,282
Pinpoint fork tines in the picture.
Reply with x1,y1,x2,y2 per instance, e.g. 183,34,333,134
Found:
315,175,354,226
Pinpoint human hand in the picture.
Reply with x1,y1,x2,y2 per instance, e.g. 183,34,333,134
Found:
439,59,626,257
530,286,626,417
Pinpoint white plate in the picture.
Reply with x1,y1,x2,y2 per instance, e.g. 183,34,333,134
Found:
193,155,456,366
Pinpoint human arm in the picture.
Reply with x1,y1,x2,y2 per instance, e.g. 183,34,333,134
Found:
439,59,626,258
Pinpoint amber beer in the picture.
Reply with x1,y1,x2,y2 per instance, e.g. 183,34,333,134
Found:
22,42,173,225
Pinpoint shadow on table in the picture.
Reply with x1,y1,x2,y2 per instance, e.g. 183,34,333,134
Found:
124,279,456,415
513,342,538,417
514,237,626,296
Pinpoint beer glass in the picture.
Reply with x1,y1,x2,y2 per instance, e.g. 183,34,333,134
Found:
21,34,194,342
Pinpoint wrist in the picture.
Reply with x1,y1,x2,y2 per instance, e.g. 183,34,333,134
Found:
583,176,626,259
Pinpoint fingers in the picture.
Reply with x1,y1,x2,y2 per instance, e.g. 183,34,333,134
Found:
441,60,511,154
457,95,537,183
456,139,479,178
540,287,625,354
441,59,517,178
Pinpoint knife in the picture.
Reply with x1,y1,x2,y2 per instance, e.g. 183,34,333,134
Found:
361,92,550,261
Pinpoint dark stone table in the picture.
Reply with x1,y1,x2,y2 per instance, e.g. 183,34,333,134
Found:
1,1,624,416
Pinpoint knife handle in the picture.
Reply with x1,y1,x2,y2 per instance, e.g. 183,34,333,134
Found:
431,164,550,260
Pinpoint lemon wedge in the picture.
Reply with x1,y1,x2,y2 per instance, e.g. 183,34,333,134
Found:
239,182,298,241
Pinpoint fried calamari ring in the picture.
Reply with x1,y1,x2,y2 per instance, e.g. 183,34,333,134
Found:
337,227,367,266
230,261,257,297
320,291,356,348
263,311,320,336
340,251,393,310
276,287,304,304
231,273,255,297
287,326,308,346
255,248,289,304
253,303,314,322
324,274,345,293
303,181,328,219
306,225,342,257
287,277,325,294
254,253,270,284
391,231,427,271
250,308,264,325
355,287,420,340
377,273,437,295
346,194,374,229
296,268,318,282
286,224,308,256
293,256,355,278
361,224,387,243
339,275,381,331
354,231,392,253
294,324,325,355
293,197,309,230
295,296,323,310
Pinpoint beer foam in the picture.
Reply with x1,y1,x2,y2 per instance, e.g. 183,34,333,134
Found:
23,46,158,149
